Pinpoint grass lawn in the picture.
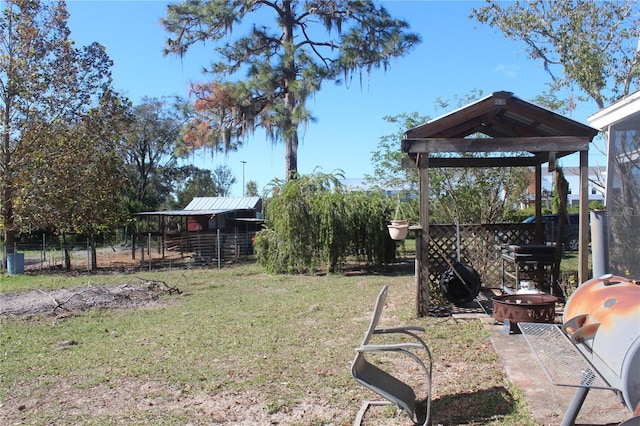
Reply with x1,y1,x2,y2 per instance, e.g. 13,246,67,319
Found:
0,263,535,425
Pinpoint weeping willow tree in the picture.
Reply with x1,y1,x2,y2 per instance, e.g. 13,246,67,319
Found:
254,171,397,273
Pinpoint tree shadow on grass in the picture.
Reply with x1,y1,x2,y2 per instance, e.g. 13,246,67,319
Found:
430,385,520,425
343,260,415,277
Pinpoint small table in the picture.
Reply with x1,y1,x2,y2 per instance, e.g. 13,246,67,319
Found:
501,244,557,294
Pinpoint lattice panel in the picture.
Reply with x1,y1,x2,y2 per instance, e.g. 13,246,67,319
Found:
418,223,536,316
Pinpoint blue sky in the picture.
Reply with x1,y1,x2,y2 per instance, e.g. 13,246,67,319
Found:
66,1,604,197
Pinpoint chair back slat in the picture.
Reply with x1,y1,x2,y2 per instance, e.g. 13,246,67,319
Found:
361,285,388,346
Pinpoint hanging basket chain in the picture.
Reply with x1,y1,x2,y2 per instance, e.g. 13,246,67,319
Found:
393,194,406,221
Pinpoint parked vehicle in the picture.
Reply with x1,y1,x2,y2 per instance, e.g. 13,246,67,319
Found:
522,213,581,251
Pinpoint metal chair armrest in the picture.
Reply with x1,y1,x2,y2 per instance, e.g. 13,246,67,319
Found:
356,343,427,352
374,326,426,334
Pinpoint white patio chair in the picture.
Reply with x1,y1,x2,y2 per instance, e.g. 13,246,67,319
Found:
351,285,433,425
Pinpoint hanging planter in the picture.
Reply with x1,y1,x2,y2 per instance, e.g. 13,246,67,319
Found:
388,220,409,240
387,196,409,240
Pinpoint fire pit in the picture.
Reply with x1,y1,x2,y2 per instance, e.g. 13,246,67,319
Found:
493,293,557,333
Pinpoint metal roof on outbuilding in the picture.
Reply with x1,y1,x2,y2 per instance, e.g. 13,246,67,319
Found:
133,197,262,217
184,197,261,211
134,209,230,217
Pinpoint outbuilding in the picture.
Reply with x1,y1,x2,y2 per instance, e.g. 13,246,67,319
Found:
134,196,263,263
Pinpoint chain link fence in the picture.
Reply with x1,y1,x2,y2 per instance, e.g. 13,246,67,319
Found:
3,231,257,274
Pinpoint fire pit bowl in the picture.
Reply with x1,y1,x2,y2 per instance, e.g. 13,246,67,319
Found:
493,294,557,332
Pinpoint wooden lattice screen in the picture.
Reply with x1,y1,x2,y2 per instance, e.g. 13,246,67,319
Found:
418,222,536,316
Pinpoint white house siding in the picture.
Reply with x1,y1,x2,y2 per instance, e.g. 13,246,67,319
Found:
589,91,640,277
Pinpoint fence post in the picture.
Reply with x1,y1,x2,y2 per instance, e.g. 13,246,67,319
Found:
217,229,221,269
140,236,145,264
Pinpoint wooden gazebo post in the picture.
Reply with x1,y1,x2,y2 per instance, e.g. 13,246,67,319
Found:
417,156,429,317
534,163,544,244
578,150,589,283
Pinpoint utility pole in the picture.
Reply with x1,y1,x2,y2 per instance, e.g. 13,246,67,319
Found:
241,161,247,196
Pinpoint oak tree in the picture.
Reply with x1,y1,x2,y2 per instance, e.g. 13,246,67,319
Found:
472,0,640,276
18,91,131,270
1,0,123,264
122,97,190,212
471,0,640,109
172,164,236,208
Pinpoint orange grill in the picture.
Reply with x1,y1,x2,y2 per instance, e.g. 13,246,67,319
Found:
518,274,640,425
563,275,640,415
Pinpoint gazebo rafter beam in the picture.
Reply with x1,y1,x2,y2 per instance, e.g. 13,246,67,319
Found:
407,151,577,168
401,136,590,154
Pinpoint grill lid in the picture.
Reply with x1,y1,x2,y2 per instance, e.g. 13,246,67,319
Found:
562,275,640,413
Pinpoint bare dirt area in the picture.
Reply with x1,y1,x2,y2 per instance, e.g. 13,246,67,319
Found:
0,278,181,318
1,378,345,426
0,361,500,425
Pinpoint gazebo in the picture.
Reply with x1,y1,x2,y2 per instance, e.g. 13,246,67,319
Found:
401,91,599,316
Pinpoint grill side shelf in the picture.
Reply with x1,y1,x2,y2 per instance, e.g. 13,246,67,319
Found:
517,322,616,390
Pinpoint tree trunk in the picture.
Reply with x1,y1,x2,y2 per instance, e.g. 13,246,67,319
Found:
3,227,15,269
64,247,71,271
282,0,298,181
1,192,15,269
285,132,298,180
62,235,71,271
2,103,14,268
90,236,97,271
